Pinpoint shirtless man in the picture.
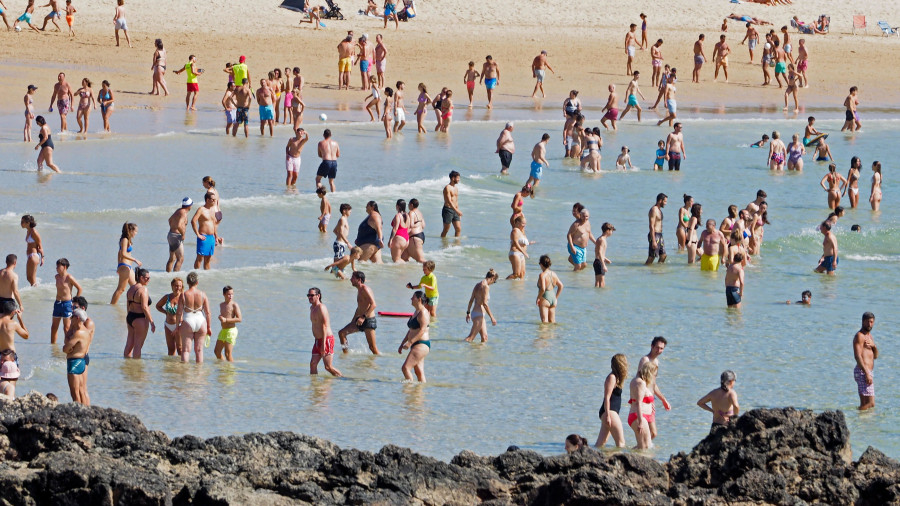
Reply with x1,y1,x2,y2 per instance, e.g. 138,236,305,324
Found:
316,129,340,192
740,22,760,63
113,0,130,47
285,127,309,187
62,299,92,405
646,193,667,264
698,219,727,272
600,84,618,131
479,56,500,109
841,86,861,132
725,254,745,308
39,0,61,31
618,71,646,122
393,81,406,132
566,209,595,271
222,82,237,135
496,122,515,174
712,34,731,82
441,171,462,238
307,287,341,377
256,79,274,136
637,336,672,439
526,133,549,192
852,312,877,410
772,40,788,88
0,300,29,353
746,189,766,215
650,39,664,87
692,34,707,83
664,123,686,170
191,192,222,270
166,197,192,272
356,35,375,90
0,255,23,313
656,79,677,127
48,72,73,132
814,221,838,275
374,34,387,88
796,39,809,88
338,270,380,354
530,50,554,98
232,78,253,138
50,258,81,344
593,223,615,287
337,35,354,90
624,24,638,75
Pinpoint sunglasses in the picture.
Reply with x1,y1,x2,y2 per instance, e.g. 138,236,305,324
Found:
306,293,317,298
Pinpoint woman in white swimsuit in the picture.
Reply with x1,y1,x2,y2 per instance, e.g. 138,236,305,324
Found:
844,156,862,209
508,215,532,279
176,271,211,364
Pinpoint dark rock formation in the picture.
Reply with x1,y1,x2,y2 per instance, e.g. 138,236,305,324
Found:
1,393,898,505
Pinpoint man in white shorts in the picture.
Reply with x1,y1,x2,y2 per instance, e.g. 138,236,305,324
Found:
285,127,308,187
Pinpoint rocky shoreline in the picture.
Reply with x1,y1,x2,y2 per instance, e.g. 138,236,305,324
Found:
0,392,897,505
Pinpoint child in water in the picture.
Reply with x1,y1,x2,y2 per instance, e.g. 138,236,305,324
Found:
317,187,331,233
324,246,362,280
407,260,439,316
749,134,769,148
215,285,242,362
616,146,634,170
654,140,666,170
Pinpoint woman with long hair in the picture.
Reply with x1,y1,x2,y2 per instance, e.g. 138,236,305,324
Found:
124,268,155,358
596,353,629,448
110,222,140,304
398,291,431,382
155,277,184,356
20,215,43,286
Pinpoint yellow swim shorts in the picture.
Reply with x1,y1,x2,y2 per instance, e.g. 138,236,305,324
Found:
700,254,720,272
338,57,352,73
217,327,238,345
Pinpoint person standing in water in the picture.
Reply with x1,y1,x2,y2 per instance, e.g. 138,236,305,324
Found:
337,271,380,354
21,215,44,287
814,222,838,276
725,253,744,308
841,86,861,132
637,336,672,441
192,192,222,270
285,127,309,188
176,271,211,364
123,267,155,358
50,258,81,344
628,360,657,449
62,299,92,405
110,222,139,304
869,161,882,211
214,285,242,362
593,222,615,287
0,255,24,313
527,134,549,193
536,255,563,323
843,156,862,209
440,171,462,238
697,370,740,430
165,198,192,272
496,122,515,175
596,353,628,448
464,269,499,343
398,291,430,382
852,312,877,410
646,193,667,264
308,287,341,376
173,54,203,111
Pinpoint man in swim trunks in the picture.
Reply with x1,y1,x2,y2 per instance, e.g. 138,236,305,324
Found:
0,255,24,314
496,122,515,174
814,221,838,275
646,193,667,264
308,287,341,376
593,222,614,287
638,336,671,439
712,35,730,82
113,0,130,47
852,312,877,410
692,34,706,83
664,123,686,170
337,35,354,90
232,78,254,138
285,127,308,187
796,39,809,88
624,23,638,75
600,84,618,131
222,82,237,135
191,192,222,270
173,54,203,111
62,298,92,405
165,197,192,272
566,208,595,271
39,0,61,31
48,72,73,132
530,50,554,98
316,129,340,192
740,22,759,63
618,71,645,122
0,300,29,354
479,55,500,109
656,78,678,127
841,86,861,132
725,254,744,308
64,0,75,36
332,202,352,268
356,34,375,90
374,34,387,88
698,219,726,272
527,133,550,192
256,79,275,137
337,271,380,354
441,171,463,238
214,286,242,362
772,39,787,88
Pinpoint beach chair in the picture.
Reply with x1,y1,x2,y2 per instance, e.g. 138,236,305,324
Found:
877,21,900,37
852,15,867,34
791,18,814,34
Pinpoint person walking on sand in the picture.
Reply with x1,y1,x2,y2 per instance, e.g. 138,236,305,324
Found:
113,0,130,48
173,55,203,111
639,13,649,49
841,86,861,132
64,0,75,36
337,35,354,90
796,39,809,88
337,270,380,354
356,34,374,90
740,22,759,63
697,371,740,430
480,55,500,109
536,255,563,323
852,312,877,410
596,353,628,448
463,62,480,107
646,193,667,264
49,72,72,132
624,23,638,75
692,34,706,83
712,34,730,82
464,269,498,343
308,287,342,376
530,50,554,98
618,72,645,122
0,0,12,30
316,129,340,192
496,122,515,174
150,39,169,96
440,171,462,238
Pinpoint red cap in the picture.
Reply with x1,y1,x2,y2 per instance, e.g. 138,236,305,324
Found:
239,55,246,63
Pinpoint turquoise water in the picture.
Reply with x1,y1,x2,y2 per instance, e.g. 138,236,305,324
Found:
0,103,897,461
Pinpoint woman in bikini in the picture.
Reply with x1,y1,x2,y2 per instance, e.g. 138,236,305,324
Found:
110,222,140,305
403,198,426,263
786,133,805,171
20,215,43,286
783,64,800,112
719,204,739,241
124,268,155,359
388,199,409,263
767,130,786,171
596,353,628,448
567,115,584,159
628,360,657,450
271,69,283,124
432,87,446,132
364,75,381,121
176,271,211,363
98,80,114,132
749,202,770,255
820,163,846,210
509,185,531,226
508,215,532,280
439,90,454,133
398,291,430,382
697,370,740,431
381,87,394,139
870,161,882,211
24,84,37,142
155,276,184,356
536,255,563,323
843,156,862,209
464,269,499,343
685,203,702,264
676,194,693,251
34,116,60,173
74,78,95,134
150,38,169,96
414,82,431,133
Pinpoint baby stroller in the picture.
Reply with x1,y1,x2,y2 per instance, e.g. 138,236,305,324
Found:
322,0,344,20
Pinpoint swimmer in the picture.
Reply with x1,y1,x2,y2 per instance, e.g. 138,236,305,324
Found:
354,201,384,263
398,291,430,382
155,277,184,356
307,287,341,376
593,223,615,288
285,127,309,187
786,134,805,171
615,146,634,170
165,197,192,272
618,71,645,122
595,353,628,448
214,285,242,362
697,371,740,430
527,134,550,192
628,361,657,449
317,187,331,233
464,269,499,342
749,134,769,148
803,116,826,147
536,255,563,323
785,290,812,305
50,258,81,344
21,215,44,287
176,271,211,364
110,222,139,304
852,312,877,410
565,435,588,453
725,254,745,309
510,185,531,227
653,140,666,170
813,138,833,162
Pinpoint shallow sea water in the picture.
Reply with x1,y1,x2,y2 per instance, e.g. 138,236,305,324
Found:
0,102,897,461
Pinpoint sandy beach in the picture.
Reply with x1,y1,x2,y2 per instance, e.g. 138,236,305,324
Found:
2,0,900,115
